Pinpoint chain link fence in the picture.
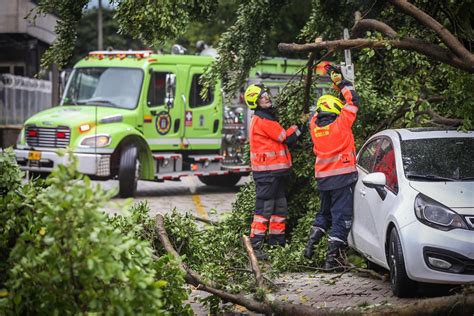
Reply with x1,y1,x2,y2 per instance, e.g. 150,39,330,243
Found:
0,74,52,126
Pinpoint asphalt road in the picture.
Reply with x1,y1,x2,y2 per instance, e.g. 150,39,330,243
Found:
101,176,249,220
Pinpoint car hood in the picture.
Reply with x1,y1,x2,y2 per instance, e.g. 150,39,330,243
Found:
409,181,474,208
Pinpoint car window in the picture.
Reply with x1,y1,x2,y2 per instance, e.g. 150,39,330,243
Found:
357,139,380,173
401,137,474,181
373,138,398,194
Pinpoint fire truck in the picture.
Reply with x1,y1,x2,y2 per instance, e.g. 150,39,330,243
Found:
14,50,309,197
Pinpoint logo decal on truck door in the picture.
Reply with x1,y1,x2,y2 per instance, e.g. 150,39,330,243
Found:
185,111,193,126
156,111,171,135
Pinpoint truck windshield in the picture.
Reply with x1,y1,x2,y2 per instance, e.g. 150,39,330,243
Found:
401,137,474,181
61,67,143,109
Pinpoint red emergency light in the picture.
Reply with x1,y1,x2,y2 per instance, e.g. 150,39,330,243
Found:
56,131,66,139
88,50,153,60
27,130,38,137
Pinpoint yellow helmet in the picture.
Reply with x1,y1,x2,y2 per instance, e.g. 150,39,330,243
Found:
244,84,270,109
316,94,344,115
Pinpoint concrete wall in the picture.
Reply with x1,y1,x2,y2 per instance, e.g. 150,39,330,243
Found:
0,0,57,44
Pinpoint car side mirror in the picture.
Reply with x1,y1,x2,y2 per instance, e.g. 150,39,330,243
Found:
362,172,387,201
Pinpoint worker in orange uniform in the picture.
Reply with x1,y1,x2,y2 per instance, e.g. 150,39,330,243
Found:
244,83,302,259
303,65,360,270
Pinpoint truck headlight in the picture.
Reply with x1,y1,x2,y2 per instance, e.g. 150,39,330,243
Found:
80,135,111,147
414,193,468,231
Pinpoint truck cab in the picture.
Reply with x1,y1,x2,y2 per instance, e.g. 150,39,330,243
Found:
15,50,307,197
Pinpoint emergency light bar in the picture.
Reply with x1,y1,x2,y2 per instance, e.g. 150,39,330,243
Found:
88,50,153,60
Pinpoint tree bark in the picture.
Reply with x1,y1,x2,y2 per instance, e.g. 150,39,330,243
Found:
278,1,474,73
352,19,398,39
389,0,474,63
242,235,265,289
278,38,472,72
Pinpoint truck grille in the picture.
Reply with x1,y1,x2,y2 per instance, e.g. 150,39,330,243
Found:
25,126,71,148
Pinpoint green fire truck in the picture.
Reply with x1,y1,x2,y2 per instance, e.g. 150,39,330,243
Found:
14,50,307,197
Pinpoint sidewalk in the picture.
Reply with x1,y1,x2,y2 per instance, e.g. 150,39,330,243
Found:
188,271,422,315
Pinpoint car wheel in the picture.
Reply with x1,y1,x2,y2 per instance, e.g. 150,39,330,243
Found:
388,228,417,297
198,174,241,187
118,146,139,198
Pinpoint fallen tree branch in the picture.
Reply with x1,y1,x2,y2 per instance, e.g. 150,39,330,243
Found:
352,18,398,39
155,214,474,315
242,235,265,289
155,214,340,315
417,108,464,127
389,0,474,63
278,38,472,72
192,215,219,226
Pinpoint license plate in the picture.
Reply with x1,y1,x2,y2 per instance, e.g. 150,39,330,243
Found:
28,151,41,161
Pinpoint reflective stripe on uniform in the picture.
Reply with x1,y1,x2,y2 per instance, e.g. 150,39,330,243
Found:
316,152,355,165
277,130,286,142
269,215,286,235
315,165,357,178
250,215,268,237
344,104,358,113
252,162,292,172
251,149,289,159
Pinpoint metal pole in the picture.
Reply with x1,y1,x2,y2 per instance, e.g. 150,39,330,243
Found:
98,0,103,50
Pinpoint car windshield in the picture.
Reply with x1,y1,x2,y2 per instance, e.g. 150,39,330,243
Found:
61,67,143,109
401,137,474,181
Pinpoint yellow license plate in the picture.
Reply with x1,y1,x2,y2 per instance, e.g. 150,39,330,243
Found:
28,151,41,161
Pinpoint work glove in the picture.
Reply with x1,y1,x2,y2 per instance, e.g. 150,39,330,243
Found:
324,64,344,90
297,123,308,136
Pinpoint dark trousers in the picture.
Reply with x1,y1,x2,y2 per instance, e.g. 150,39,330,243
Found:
313,184,354,243
250,175,289,246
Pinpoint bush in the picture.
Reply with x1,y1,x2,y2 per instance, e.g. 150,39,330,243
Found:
0,151,191,315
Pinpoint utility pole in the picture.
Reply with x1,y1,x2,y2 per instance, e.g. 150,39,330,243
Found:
98,0,103,50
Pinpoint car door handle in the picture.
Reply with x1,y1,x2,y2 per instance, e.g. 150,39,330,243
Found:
359,188,366,196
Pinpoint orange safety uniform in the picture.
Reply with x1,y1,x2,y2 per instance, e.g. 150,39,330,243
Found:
309,85,358,181
249,109,300,247
249,115,298,172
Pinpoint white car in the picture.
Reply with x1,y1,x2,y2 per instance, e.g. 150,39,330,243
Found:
348,128,474,297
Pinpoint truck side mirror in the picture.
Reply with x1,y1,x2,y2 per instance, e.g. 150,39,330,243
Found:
165,73,176,109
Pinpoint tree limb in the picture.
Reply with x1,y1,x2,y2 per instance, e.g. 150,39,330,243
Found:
278,38,473,72
156,214,474,315
352,19,398,39
418,108,464,127
389,0,474,63
242,235,265,289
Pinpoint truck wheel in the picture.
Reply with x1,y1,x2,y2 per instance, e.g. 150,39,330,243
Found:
388,228,417,297
198,174,241,187
118,146,139,198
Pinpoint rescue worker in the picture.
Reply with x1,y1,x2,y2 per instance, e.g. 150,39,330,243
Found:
244,83,302,259
303,65,360,269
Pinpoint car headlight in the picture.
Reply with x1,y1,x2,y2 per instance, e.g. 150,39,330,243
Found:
80,135,111,148
414,193,468,231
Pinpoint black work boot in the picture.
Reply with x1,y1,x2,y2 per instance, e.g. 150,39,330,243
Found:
323,240,346,271
251,240,268,261
303,226,325,259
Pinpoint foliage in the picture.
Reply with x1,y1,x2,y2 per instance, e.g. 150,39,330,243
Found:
0,152,191,315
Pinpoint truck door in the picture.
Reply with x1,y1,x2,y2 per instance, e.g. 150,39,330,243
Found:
143,66,183,151
183,67,222,150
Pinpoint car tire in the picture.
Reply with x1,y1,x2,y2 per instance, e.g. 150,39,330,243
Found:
198,174,241,187
388,228,417,297
118,146,139,198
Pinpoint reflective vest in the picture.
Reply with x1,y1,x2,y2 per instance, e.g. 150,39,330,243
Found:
310,85,358,179
249,116,297,172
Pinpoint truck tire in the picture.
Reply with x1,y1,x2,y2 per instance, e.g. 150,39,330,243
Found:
118,146,139,198
198,174,241,187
